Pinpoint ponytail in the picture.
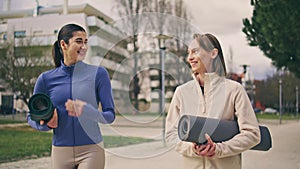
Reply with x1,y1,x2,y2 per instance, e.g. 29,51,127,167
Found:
52,40,63,68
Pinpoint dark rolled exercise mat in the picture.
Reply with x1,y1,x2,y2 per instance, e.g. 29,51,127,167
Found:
28,93,54,123
178,115,272,151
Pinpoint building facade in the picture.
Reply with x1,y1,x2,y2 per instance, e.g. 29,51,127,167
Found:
0,2,132,114
0,2,192,115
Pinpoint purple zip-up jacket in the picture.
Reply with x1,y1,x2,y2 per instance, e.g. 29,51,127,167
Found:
27,61,115,146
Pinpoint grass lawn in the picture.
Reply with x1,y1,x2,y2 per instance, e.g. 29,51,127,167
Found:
0,127,51,163
256,113,298,120
0,119,25,125
0,126,154,164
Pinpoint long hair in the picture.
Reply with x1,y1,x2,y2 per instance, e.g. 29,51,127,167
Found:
52,24,86,67
193,33,227,76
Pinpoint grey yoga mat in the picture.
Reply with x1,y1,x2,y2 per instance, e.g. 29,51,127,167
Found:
178,115,272,151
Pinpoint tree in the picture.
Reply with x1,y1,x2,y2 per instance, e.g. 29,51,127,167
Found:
113,0,192,111
255,71,300,113
169,0,192,84
0,36,53,105
114,0,153,110
242,0,300,77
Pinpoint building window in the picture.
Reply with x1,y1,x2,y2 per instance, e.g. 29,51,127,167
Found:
0,33,7,40
33,30,43,36
14,31,26,38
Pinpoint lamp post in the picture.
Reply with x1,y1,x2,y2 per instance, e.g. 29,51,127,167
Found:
240,64,249,88
296,86,299,121
155,34,170,146
127,42,139,113
279,79,283,124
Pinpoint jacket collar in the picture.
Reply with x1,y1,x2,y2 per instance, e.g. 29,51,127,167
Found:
192,72,225,95
60,60,84,74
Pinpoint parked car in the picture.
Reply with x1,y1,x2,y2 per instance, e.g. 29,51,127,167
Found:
254,108,262,114
264,107,278,114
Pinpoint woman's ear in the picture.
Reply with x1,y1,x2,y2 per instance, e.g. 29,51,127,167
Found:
60,40,67,50
211,48,218,59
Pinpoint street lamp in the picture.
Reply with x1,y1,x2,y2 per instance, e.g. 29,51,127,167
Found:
296,86,299,121
240,64,249,89
279,79,283,124
155,34,171,146
127,42,139,113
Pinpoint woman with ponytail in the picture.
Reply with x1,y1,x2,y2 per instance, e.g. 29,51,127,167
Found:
27,23,115,169
165,33,260,169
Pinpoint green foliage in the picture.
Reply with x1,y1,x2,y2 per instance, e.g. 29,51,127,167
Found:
0,40,53,104
242,0,300,77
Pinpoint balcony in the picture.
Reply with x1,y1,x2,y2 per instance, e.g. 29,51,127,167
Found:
14,35,56,47
87,16,126,43
89,35,129,58
111,79,129,91
90,56,131,75
0,24,7,33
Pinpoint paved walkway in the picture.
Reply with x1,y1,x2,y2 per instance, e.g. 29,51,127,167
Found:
243,120,300,169
0,115,300,169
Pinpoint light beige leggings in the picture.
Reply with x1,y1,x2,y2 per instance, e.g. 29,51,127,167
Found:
51,143,105,169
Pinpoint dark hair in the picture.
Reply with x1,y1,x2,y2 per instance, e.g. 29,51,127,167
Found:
193,33,227,76
52,24,86,67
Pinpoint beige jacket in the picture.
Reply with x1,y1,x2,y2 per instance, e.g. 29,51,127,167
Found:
165,73,260,169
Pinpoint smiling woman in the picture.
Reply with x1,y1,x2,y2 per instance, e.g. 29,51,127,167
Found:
166,33,261,169
27,23,115,169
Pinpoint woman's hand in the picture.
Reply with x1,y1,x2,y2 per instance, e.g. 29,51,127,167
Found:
65,99,86,117
39,109,58,129
193,134,216,157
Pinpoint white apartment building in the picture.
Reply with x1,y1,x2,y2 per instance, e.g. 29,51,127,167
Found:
0,1,192,115
0,2,133,114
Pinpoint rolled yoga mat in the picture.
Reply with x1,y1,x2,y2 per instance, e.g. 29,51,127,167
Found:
178,115,272,151
28,93,54,123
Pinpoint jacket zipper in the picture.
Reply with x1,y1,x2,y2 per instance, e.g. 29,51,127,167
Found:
70,68,76,146
196,81,206,114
